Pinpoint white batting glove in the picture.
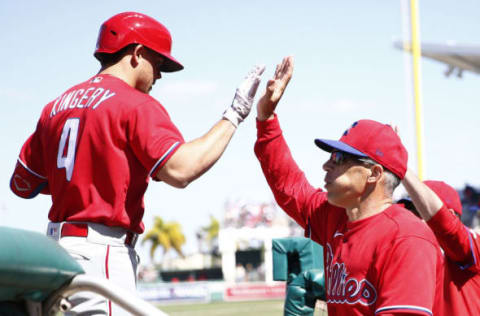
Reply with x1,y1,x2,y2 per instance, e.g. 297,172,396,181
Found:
223,64,266,127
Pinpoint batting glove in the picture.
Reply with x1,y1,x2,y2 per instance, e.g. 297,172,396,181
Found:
223,64,266,127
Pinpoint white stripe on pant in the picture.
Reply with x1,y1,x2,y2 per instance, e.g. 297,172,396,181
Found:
47,222,140,316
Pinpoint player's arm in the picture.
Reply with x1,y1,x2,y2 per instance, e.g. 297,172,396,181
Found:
254,56,328,234
156,65,265,188
156,119,235,188
10,132,50,198
10,159,49,199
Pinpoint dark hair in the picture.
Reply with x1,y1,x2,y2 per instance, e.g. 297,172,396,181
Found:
95,43,137,67
397,199,420,218
398,198,461,220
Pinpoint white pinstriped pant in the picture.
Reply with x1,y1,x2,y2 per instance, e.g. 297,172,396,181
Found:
47,222,140,316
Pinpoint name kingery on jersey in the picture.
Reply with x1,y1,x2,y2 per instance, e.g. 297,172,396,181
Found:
50,87,116,118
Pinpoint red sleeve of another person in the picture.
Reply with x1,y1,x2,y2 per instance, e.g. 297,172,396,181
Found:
254,115,332,245
427,204,480,273
127,100,185,179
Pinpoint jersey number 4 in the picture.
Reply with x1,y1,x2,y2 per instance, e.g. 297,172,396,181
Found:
57,118,79,181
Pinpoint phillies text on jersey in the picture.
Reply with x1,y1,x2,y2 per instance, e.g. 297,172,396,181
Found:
254,115,444,316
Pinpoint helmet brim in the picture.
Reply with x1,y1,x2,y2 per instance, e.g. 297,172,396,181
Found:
159,53,184,72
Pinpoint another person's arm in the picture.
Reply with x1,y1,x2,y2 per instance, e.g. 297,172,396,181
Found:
402,169,443,221
402,169,480,271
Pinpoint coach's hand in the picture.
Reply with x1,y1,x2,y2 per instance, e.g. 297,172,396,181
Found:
256,56,294,121
223,64,266,128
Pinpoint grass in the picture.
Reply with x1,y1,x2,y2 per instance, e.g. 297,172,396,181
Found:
157,299,328,316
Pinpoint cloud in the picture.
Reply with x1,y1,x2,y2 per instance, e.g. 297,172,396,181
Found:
0,88,35,103
323,99,383,114
152,80,219,101
287,98,375,114
329,99,362,112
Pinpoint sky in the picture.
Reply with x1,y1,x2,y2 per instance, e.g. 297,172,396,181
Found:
1,1,479,264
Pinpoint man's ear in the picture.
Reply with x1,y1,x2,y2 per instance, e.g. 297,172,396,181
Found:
130,44,143,67
367,165,383,183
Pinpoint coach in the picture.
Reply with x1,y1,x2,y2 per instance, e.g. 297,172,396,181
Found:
253,56,444,316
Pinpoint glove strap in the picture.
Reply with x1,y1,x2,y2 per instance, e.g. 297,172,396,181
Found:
222,107,241,128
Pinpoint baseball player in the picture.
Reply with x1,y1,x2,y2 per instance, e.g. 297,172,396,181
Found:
401,172,480,315
9,12,264,315
253,56,444,315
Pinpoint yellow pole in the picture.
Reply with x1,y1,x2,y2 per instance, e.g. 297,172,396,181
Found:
409,0,425,180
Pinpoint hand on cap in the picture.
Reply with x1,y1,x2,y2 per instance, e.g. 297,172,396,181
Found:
223,64,266,128
256,56,294,121
390,123,400,135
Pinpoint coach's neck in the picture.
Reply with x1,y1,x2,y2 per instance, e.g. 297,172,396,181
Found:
345,182,394,222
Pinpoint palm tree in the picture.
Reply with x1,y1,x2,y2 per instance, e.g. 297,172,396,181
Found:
204,215,219,243
142,216,186,262
196,215,220,255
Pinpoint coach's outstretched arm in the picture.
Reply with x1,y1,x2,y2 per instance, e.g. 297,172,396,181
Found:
254,56,325,230
156,65,265,188
256,56,294,121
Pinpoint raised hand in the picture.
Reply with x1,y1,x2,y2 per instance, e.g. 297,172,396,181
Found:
256,56,294,121
223,64,266,127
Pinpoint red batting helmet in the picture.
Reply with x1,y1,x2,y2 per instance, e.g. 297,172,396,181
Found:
94,12,183,72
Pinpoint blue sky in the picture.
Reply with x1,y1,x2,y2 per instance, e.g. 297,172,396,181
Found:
1,1,479,263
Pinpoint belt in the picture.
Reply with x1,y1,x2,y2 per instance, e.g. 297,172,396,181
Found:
61,223,138,247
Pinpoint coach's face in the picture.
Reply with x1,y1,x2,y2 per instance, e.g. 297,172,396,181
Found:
322,151,372,209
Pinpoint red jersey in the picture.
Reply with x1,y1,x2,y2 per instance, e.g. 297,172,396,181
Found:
254,116,444,316
427,205,480,315
10,74,184,233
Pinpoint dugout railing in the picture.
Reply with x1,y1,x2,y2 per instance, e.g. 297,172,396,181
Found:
0,226,167,316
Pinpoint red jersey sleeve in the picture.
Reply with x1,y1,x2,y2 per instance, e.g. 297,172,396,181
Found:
254,115,330,245
375,237,441,315
127,100,185,179
10,120,50,198
427,204,480,273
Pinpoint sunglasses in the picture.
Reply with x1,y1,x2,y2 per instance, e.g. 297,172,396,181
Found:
329,151,375,166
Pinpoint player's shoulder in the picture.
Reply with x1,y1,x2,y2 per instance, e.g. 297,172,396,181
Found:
39,79,89,119
90,74,158,105
40,74,168,120
382,204,437,242
83,74,168,115
103,76,169,114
